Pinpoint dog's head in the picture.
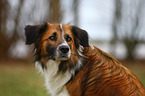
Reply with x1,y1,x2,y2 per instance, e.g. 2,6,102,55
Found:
25,23,89,71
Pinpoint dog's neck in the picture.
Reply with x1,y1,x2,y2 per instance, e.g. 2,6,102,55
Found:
35,60,71,96
35,57,84,95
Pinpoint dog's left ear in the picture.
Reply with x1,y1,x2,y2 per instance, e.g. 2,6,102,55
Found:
25,23,48,45
71,26,89,48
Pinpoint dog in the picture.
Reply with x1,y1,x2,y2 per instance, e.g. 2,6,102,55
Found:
25,23,145,96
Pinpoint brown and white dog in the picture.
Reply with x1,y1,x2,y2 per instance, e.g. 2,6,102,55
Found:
25,23,145,96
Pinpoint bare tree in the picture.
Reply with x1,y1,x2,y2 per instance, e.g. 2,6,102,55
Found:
122,0,145,60
47,0,62,23
0,0,25,60
111,0,122,56
0,0,70,60
73,0,79,25
112,0,145,60
11,0,25,42
0,0,9,59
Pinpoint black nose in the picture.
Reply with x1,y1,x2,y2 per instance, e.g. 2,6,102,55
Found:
59,45,69,54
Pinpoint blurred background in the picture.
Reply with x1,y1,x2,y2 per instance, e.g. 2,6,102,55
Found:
0,0,145,96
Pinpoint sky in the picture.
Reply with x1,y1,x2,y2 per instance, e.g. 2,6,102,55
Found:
61,0,114,41
62,0,145,41
9,0,145,41
79,0,114,41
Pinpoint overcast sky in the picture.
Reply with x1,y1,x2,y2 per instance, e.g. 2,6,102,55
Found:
79,0,114,41
61,0,114,41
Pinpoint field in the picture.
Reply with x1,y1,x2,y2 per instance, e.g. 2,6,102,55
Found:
0,62,49,96
0,61,145,96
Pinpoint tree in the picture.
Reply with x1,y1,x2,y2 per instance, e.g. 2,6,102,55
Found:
0,0,63,60
73,0,79,25
111,0,122,57
0,0,10,59
112,0,145,60
47,0,62,23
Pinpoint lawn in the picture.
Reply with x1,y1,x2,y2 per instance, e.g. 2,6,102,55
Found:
123,61,145,87
0,63,49,96
0,61,145,96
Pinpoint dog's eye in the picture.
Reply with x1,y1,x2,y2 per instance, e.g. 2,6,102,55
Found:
66,37,72,42
49,36,56,41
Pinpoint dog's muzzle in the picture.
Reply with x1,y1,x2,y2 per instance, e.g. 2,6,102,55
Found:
59,45,69,54
56,45,71,60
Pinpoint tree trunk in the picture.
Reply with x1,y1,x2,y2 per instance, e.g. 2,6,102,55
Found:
48,0,62,23
111,0,122,56
0,0,24,60
73,0,79,25
0,0,10,59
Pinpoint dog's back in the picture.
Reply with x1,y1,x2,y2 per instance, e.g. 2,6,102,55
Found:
66,46,145,96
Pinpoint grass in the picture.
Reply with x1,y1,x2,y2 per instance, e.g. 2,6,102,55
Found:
0,62,145,96
0,63,49,96
124,62,145,87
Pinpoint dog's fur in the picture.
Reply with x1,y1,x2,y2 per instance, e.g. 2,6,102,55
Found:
25,23,145,96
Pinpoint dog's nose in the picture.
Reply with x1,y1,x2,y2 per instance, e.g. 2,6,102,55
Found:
59,45,69,54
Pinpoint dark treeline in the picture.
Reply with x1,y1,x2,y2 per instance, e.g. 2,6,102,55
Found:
0,0,145,61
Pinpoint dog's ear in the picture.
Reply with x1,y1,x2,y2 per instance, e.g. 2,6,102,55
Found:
71,26,89,48
25,23,48,45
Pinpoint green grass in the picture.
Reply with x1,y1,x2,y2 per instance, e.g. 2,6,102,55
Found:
0,63,49,96
124,63,145,87
0,62,145,96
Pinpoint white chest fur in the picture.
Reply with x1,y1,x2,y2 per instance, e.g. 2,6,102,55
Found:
35,60,71,96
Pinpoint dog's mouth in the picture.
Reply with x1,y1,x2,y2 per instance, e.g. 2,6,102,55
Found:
56,53,71,60
49,53,70,61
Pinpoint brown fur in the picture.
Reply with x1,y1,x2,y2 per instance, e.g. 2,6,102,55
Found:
34,23,80,72
40,24,76,55
25,23,145,96
66,46,145,96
